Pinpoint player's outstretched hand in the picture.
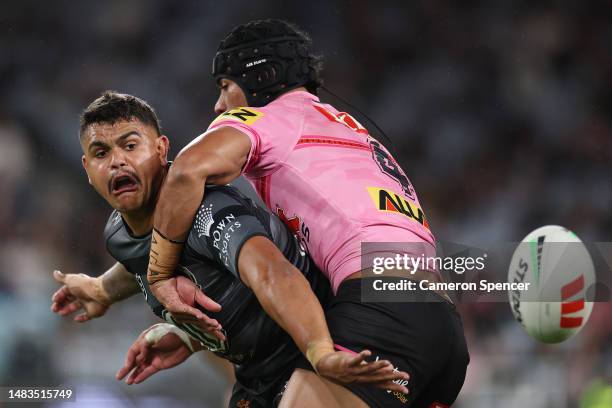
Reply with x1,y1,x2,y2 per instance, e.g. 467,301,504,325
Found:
150,276,226,341
316,350,410,394
50,270,110,322
116,325,193,385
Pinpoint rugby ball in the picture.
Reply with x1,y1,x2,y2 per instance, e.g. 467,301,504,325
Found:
508,225,595,343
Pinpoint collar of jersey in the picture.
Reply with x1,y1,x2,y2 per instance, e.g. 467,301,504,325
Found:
276,90,319,103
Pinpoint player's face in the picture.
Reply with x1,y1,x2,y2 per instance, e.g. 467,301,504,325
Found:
214,78,248,115
81,120,169,213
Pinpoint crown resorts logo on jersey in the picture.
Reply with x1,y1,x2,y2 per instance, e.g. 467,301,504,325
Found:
212,107,264,126
367,187,430,230
194,204,214,238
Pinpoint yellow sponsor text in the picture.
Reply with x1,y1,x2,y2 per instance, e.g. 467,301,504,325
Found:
212,107,263,125
367,187,430,230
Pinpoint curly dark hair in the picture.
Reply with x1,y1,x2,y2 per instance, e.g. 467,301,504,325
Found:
79,91,161,139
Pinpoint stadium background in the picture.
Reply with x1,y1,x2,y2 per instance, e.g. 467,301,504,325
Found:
0,1,611,407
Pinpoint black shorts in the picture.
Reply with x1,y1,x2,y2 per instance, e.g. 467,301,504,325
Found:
228,363,293,408
298,278,470,408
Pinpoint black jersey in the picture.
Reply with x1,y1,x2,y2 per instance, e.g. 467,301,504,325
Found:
104,185,330,387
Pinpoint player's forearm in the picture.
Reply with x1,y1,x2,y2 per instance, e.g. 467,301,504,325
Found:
153,130,245,241
100,262,140,303
147,149,207,284
239,237,334,366
153,156,207,241
147,156,205,284
244,254,334,361
148,130,249,284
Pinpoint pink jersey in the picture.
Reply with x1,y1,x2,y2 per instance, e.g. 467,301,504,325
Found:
208,91,436,292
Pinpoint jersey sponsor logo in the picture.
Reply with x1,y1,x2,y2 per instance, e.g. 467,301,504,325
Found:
195,204,215,238
312,103,369,134
212,107,264,126
211,213,242,267
276,207,309,256
367,187,430,230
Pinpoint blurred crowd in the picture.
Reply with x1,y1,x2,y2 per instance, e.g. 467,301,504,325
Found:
0,1,610,407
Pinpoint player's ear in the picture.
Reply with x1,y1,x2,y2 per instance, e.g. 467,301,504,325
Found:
81,155,92,185
157,135,170,166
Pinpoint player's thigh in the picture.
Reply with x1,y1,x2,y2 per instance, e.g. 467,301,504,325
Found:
279,368,369,408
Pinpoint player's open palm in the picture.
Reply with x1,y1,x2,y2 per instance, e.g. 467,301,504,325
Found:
51,270,110,322
116,327,192,385
150,276,225,340
316,350,410,394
